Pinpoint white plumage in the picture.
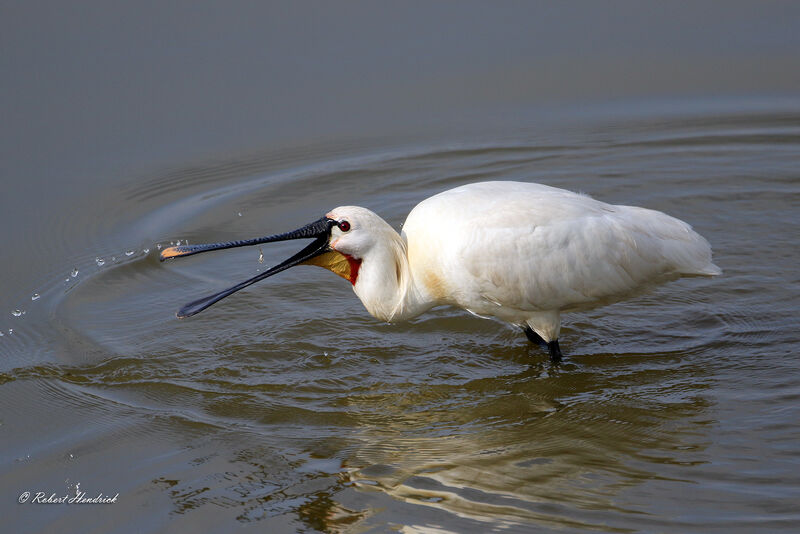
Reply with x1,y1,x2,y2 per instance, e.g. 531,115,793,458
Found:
164,181,720,360
329,182,719,356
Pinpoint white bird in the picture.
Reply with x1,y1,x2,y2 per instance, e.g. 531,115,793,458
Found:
161,181,720,360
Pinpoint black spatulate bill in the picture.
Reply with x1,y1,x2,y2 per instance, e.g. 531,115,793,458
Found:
161,216,336,317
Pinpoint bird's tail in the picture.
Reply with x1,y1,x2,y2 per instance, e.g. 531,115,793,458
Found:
625,206,721,277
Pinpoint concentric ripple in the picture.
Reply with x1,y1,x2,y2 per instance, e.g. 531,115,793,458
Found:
3,106,800,532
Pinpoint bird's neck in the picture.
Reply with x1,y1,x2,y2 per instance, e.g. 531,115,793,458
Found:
352,231,433,323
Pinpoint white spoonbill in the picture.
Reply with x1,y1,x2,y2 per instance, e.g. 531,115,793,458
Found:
161,181,720,360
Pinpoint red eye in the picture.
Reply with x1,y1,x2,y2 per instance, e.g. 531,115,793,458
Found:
339,220,351,232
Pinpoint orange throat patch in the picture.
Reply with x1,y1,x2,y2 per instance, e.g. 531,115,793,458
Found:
302,250,361,285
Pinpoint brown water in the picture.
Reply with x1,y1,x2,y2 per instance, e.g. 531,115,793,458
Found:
3,4,800,533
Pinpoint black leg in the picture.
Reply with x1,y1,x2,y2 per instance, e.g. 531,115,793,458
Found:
522,326,546,346
547,340,562,362
523,326,563,362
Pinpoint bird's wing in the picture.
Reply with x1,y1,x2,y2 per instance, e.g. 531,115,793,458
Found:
405,182,718,314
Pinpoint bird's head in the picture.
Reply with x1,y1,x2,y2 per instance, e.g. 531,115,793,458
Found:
159,206,391,318
322,206,392,259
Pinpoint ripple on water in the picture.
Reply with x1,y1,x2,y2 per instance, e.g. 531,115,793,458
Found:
7,108,799,531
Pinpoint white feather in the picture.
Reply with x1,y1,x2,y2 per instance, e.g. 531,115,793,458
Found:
327,181,720,343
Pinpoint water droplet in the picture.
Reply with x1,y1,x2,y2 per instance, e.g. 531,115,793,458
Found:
71,268,79,278
143,248,150,254
12,309,22,317
238,212,242,217
8,329,13,335
31,294,41,301
125,250,134,257
156,244,162,250
95,257,105,266
175,240,181,246
69,453,74,459
258,248,264,264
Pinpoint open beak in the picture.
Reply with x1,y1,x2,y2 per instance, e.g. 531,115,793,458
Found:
160,216,336,318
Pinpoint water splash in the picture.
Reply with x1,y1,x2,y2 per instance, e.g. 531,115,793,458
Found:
143,248,150,254
71,268,79,278
11,309,22,317
125,250,135,257
95,257,105,266
31,294,40,301
259,248,264,264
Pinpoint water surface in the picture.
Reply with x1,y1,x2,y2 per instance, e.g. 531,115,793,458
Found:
2,3,799,533
3,104,799,532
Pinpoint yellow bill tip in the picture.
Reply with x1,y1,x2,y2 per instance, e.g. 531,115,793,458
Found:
160,246,190,261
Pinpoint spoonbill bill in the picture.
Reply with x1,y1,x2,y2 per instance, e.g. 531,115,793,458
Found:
161,181,720,360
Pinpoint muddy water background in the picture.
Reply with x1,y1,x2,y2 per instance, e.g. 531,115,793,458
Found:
2,3,800,533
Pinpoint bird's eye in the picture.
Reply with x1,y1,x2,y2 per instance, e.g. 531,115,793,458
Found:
339,220,351,232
